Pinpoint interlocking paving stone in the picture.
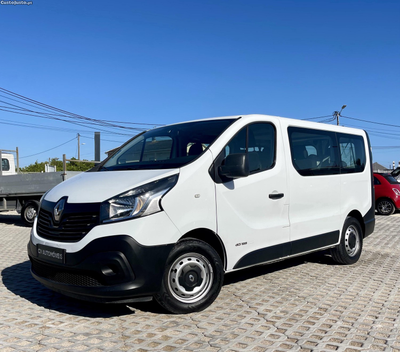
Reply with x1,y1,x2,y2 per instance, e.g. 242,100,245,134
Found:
0,211,399,351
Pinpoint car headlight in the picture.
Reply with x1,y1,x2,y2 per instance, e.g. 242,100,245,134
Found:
100,174,178,223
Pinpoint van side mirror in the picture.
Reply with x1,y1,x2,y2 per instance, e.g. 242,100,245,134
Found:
219,153,249,179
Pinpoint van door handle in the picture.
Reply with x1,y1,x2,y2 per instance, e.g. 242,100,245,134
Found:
269,193,284,200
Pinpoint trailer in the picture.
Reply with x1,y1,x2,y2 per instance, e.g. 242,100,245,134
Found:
0,171,81,225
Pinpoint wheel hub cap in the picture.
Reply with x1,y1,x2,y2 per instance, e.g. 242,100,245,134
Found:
168,253,213,303
179,267,203,291
344,225,360,257
26,208,36,220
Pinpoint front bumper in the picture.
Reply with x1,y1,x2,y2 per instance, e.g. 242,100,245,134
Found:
28,235,174,303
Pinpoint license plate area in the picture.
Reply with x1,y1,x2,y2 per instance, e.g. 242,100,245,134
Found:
37,244,65,264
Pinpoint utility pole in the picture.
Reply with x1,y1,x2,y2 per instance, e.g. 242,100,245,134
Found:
77,133,81,160
94,132,100,162
333,105,347,126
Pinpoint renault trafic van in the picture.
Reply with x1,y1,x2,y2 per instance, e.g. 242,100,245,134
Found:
28,114,375,313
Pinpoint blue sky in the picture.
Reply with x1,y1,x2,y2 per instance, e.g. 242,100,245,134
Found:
1,0,399,168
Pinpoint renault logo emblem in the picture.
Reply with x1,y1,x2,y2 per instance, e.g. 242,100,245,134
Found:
54,198,66,223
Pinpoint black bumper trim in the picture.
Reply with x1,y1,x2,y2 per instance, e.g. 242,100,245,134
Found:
28,235,174,302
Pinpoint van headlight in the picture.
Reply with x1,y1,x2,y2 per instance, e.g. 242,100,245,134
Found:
100,174,178,223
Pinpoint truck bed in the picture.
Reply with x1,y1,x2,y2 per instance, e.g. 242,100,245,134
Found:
0,171,81,197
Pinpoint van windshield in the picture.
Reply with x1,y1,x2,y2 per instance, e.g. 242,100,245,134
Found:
101,119,236,171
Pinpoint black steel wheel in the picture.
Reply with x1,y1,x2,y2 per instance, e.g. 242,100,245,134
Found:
154,238,223,314
331,217,363,265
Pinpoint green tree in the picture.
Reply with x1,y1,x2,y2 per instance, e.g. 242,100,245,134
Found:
20,157,95,173
67,157,95,171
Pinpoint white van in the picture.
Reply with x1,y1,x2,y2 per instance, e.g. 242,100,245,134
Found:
28,114,375,313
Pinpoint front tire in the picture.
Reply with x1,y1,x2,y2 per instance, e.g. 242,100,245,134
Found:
21,201,39,226
331,217,363,265
154,239,224,314
376,199,395,216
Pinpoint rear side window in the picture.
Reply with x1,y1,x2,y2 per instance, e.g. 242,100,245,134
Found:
338,134,366,173
289,127,367,176
288,127,339,176
1,158,10,171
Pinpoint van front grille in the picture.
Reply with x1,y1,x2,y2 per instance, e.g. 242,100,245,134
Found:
37,208,99,242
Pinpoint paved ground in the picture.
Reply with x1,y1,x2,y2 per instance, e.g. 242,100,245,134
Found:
0,211,399,352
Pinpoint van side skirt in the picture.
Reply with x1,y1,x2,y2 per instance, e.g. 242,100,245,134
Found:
233,231,339,270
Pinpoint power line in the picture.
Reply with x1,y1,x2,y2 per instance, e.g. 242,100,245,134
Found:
19,137,77,159
301,115,333,121
342,115,400,129
0,87,163,132
0,87,127,128
0,107,140,136
101,119,164,126
0,116,139,136
372,146,400,150
79,134,127,144
319,117,337,124
0,117,109,134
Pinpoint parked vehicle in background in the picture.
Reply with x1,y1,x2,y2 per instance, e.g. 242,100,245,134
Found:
374,169,400,215
1,153,16,176
28,114,375,314
0,151,81,225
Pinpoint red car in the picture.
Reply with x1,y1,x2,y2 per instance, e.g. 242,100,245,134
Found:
374,169,400,215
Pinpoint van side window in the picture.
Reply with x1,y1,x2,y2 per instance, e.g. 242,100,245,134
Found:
338,134,366,173
1,158,10,171
288,127,340,176
224,123,276,174
374,176,381,185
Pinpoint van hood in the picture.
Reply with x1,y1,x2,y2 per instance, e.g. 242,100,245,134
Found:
45,169,179,203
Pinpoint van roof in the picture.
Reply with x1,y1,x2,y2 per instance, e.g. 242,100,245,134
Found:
167,114,367,136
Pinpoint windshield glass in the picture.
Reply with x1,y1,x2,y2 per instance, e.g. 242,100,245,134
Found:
102,119,236,171
383,174,400,184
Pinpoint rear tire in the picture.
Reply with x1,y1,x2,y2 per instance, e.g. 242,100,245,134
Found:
331,217,363,265
21,201,39,226
376,199,395,216
154,239,223,314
